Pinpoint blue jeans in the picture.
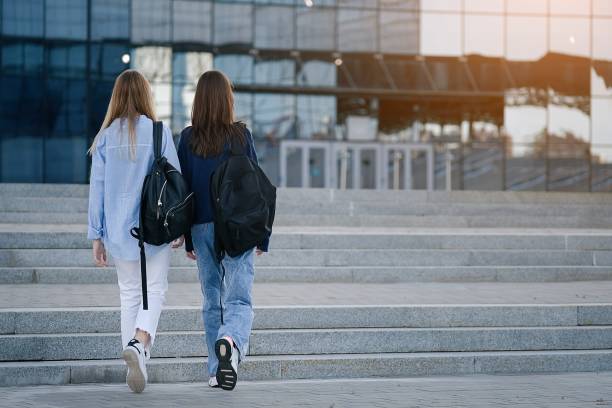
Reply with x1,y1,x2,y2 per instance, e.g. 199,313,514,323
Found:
191,222,255,377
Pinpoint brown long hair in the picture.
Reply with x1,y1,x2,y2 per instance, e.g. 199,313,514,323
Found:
190,70,245,157
88,69,157,159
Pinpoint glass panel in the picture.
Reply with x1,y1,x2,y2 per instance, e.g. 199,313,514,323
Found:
420,13,461,56
131,0,171,43
467,57,510,91
550,17,590,58
172,52,213,133
1,43,44,75
463,142,505,191
285,147,303,187
506,0,547,14
45,0,87,40
309,148,326,188
594,18,612,60
464,0,503,13
338,0,376,7
592,97,612,145
173,0,212,43
255,6,294,49
49,45,87,78
253,93,296,141
592,147,612,191
45,78,88,182
1,0,44,37
548,151,590,191
420,0,461,12
503,90,547,190
255,58,295,86
297,60,337,87
465,14,503,57
0,75,44,182
337,8,377,52
89,80,114,137
592,63,612,96
214,3,253,46
379,11,419,54
594,0,612,16
89,43,129,80
550,0,591,16
91,0,129,40
296,6,335,50
297,95,336,139
507,16,547,61
338,56,389,89
383,58,432,90
132,46,172,123
424,59,472,91
214,54,254,85
234,92,253,128
379,0,418,10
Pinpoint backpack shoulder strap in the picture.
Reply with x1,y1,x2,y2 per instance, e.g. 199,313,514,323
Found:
153,121,163,159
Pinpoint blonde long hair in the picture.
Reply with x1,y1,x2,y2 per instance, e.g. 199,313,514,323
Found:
88,69,157,159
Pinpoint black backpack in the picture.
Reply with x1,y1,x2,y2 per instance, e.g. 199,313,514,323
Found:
210,136,276,261
130,121,194,309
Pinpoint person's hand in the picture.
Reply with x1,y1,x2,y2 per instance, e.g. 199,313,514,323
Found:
171,235,184,248
93,239,107,267
186,250,197,260
256,249,264,256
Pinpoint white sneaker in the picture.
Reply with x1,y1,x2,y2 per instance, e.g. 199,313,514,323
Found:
215,338,239,391
208,376,219,388
122,339,148,393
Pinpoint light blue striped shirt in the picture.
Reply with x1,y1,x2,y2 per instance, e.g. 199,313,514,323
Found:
87,115,181,261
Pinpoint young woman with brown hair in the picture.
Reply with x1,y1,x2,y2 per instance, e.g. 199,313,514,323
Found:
88,69,183,393
177,70,269,390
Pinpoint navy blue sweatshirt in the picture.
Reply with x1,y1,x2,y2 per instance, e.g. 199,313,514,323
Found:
177,126,269,253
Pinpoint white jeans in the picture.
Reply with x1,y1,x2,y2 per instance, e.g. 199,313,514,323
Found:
114,245,170,351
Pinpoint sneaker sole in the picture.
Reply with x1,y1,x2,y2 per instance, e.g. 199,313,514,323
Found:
215,339,237,391
122,348,146,393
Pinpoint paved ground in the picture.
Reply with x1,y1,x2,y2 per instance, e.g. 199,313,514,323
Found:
1,281,612,308
2,373,612,408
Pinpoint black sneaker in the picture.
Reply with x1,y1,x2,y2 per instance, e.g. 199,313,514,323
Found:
215,338,238,391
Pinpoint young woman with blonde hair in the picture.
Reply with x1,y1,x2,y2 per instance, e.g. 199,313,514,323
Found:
178,70,269,390
87,69,183,393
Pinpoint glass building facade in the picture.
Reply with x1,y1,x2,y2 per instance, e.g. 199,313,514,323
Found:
0,0,611,191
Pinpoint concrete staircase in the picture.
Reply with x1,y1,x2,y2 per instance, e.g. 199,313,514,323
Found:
1,183,612,386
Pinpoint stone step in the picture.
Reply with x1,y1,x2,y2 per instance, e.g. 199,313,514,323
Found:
3,326,612,362
5,229,612,251
3,350,612,386
4,211,612,228
0,248,602,268
4,196,612,217
3,183,612,205
3,305,609,335
3,265,612,285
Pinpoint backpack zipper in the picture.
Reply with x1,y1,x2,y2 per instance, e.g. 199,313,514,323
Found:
157,179,168,219
163,192,194,228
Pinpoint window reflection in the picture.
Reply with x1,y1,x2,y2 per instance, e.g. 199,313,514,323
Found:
503,90,547,190
550,0,591,16
214,3,253,46
172,52,213,133
297,95,336,140
132,46,172,123
1,43,44,75
592,147,612,191
506,16,547,61
253,93,296,141
420,12,461,57
91,0,129,40
591,97,612,146
45,0,87,40
550,17,590,58
337,8,377,52
379,0,418,10
297,59,336,87
296,6,335,50
49,45,87,78
234,92,253,128
1,0,44,37
379,11,419,54
465,14,503,57
464,0,503,13
594,0,612,16
214,54,254,85
255,58,295,86
89,43,129,80
255,6,294,49
173,0,212,44
593,18,612,60
592,63,612,96
420,0,461,12
506,0,547,14
131,0,171,43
